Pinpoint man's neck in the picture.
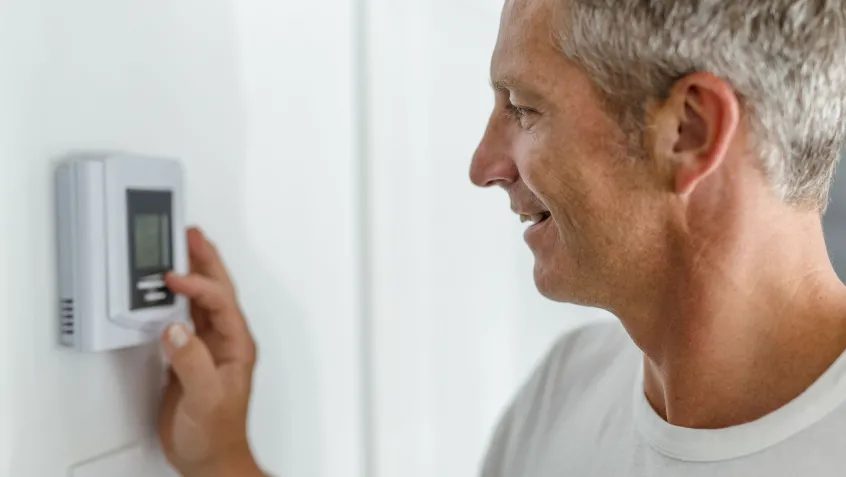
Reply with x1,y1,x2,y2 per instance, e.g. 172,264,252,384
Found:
630,213,846,429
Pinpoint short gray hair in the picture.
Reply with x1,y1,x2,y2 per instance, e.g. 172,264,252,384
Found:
557,0,846,211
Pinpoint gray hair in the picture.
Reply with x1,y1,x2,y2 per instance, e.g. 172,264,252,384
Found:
557,0,846,212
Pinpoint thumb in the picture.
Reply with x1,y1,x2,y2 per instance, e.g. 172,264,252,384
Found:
163,323,223,414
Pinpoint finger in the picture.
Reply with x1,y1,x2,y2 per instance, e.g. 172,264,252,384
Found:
190,298,211,336
187,227,235,291
162,323,223,416
166,272,233,313
188,235,211,335
165,272,245,338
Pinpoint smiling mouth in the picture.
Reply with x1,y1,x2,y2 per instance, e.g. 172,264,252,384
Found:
520,212,551,225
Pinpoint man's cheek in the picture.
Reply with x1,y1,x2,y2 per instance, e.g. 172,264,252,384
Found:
518,147,557,191
510,136,536,171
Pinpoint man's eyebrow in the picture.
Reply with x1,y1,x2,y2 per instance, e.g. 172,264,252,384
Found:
492,79,517,92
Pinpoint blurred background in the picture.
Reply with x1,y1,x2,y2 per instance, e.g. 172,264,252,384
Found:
1,1,845,476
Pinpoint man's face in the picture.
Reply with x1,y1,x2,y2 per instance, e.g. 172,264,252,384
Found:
470,0,664,306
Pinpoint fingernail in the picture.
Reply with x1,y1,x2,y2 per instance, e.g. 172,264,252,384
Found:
168,324,190,349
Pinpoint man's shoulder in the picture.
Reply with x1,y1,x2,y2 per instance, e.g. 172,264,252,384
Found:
480,318,635,476
543,318,631,373
514,318,633,412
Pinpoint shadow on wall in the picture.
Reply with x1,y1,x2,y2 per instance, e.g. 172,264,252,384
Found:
824,150,846,281
5,0,322,474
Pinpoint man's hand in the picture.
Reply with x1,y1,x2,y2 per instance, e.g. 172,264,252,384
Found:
158,227,265,477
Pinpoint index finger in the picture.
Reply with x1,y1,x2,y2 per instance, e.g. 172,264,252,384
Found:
187,227,235,291
165,272,247,339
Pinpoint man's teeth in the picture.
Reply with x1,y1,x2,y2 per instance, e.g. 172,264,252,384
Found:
520,213,548,224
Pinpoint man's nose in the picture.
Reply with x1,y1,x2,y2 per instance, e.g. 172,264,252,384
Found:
469,130,518,188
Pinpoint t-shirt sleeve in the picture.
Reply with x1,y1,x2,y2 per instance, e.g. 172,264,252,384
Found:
478,400,517,477
476,333,567,477
476,320,624,477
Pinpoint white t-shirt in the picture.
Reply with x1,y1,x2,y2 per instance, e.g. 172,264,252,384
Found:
480,319,846,476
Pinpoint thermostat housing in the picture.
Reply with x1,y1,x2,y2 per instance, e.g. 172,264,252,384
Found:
55,152,189,352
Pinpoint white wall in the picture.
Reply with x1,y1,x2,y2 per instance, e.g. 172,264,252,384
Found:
0,1,362,476
362,2,611,477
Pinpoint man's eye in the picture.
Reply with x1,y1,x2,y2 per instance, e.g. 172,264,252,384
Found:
505,104,534,128
505,104,526,120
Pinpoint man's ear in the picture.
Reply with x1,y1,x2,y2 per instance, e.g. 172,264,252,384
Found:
647,72,741,197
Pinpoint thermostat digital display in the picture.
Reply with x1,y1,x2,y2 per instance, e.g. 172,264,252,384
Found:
55,152,189,352
127,189,175,310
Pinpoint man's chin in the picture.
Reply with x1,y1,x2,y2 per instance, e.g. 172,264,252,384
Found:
533,264,567,302
533,260,592,305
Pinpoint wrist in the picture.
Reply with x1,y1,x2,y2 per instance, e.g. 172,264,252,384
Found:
187,445,264,477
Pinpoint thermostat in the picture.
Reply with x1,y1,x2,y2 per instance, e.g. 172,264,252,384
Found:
55,152,189,352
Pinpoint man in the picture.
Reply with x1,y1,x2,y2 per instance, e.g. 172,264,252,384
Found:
157,0,846,475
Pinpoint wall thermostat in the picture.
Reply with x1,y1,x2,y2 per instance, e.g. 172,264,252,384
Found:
55,152,189,352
